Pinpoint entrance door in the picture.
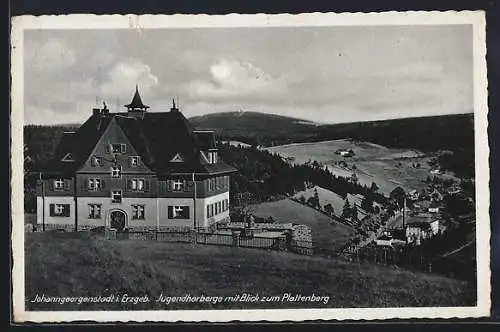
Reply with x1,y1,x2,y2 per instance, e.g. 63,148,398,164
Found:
110,210,126,231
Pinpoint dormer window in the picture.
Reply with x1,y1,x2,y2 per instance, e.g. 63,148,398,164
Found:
207,151,218,164
61,153,74,162
170,153,184,162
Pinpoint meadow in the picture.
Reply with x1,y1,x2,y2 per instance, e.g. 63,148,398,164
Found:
250,198,361,253
266,139,434,195
25,232,475,311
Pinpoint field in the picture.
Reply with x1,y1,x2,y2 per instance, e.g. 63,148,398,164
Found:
266,139,435,195
25,232,475,311
293,185,381,220
249,199,356,252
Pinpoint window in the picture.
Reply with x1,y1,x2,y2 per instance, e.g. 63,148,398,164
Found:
207,205,211,218
130,156,140,167
170,153,184,162
53,179,65,190
132,204,145,220
168,206,190,219
88,204,102,219
111,190,122,203
111,143,126,154
131,179,144,191
49,203,70,217
210,204,214,217
111,167,121,178
208,178,217,191
172,179,184,191
88,178,102,191
61,153,74,162
207,151,218,164
91,156,103,167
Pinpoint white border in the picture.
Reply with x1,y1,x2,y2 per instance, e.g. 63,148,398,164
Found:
11,11,490,322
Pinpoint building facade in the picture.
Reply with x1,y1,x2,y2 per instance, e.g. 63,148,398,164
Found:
36,87,237,232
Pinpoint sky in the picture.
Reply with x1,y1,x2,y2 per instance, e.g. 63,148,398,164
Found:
23,25,473,125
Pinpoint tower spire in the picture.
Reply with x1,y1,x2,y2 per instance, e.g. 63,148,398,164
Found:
171,97,179,112
125,85,149,111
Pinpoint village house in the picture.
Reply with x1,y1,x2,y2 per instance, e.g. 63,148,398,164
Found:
35,87,237,232
405,214,440,245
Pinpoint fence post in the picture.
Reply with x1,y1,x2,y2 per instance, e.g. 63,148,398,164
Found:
232,231,240,247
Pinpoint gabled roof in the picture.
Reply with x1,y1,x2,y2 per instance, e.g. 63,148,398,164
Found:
45,113,114,174
45,105,237,176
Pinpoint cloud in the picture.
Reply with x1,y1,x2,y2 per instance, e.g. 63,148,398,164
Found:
186,59,286,100
28,38,76,73
99,59,159,97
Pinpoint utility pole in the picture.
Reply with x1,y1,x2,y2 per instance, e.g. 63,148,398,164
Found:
192,172,197,241
40,172,45,231
402,196,406,230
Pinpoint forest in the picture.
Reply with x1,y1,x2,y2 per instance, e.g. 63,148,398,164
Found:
192,112,475,178
220,144,388,206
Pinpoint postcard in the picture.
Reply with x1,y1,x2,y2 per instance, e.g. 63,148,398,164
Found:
11,11,490,322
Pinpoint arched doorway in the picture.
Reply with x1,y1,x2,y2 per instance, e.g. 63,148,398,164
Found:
109,210,127,231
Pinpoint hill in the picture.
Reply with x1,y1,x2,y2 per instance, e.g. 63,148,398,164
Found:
190,111,473,150
25,232,475,311
249,198,355,253
189,111,318,146
191,111,474,178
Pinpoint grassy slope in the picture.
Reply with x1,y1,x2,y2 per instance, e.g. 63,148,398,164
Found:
250,199,355,252
25,232,475,311
266,139,433,195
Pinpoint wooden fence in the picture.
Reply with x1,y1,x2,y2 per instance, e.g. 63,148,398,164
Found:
106,229,313,255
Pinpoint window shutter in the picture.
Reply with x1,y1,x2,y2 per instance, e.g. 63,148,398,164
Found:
184,207,190,219
101,179,106,190
81,178,88,190
167,180,172,192
183,180,188,192
64,204,70,217
48,180,54,191
137,156,141,166
105,144,111,154
167,206,173,219
121,144,126,153
144,180,150,192
127,179,132,191
49,204,55,216
128,157,132,167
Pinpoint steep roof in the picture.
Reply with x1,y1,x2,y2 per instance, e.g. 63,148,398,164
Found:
45,113,114,174
125,85,149,110
46,108,237,176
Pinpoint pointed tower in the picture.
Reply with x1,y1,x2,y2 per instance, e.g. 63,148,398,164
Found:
125,85,150,112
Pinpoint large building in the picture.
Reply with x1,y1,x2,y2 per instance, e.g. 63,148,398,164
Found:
36,87,237,232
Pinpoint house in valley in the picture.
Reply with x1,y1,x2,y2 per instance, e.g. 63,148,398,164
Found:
36,87,237,232
405,214,440,245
